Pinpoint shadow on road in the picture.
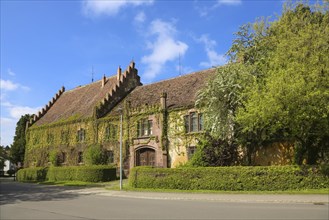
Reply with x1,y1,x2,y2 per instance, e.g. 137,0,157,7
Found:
0,178,85,205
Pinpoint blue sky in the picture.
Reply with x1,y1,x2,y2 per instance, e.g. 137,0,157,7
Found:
1,0,284,146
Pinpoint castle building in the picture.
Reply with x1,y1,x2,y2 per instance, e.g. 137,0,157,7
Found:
24,62,216,170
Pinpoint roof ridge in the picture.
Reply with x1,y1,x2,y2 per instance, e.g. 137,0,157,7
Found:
66,75,117,93
141,67,216,88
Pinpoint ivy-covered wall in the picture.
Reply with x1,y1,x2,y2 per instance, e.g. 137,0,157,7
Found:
167,108,204,167
24,96,205,170
25,102,297,170
26,115,123,167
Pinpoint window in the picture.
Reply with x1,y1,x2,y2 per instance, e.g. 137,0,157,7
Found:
105,124,117,141
184,112,203,133
199,113,203,131
78,152,83,163
58,152,66,164
137,119,153,137
187,146,197,160
105,150,114,164
77,129,86,142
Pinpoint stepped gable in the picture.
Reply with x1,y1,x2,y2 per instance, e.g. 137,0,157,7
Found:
32,76,117,126
31,61,140,126
113,67,216,112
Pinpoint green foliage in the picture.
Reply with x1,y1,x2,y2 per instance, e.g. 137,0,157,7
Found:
196,64,255,165
17,167,48,182
186,134,239,167
199,1,329,165
196,63,254,140
11,114,32,165
236,2,329,164
129,166,329,191
49,150,59,166
47,165,117,182
83,144,105,165
17,165,116,182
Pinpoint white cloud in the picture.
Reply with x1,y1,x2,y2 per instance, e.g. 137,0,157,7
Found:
198,34,227,68
141,19,188,82
0,79,30,91
194,0,242,17
0,103,41,146
82,0,154,17
134,11,146,23
9,106,40,119
8,68,16,76
0,117,16,146
0,79,19,91
216,0,242,6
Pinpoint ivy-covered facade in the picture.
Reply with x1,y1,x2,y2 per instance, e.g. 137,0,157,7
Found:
25,62,215,170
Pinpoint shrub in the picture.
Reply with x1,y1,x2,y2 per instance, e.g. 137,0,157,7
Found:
83,144,105,165
129,165,329,191
17,167,48,182
49,150,59,166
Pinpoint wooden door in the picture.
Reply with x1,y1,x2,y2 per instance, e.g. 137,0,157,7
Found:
136,148,155,166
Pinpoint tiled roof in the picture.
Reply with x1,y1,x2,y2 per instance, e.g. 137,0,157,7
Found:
34,76,117,126
33,67,216,125
123,68,216,110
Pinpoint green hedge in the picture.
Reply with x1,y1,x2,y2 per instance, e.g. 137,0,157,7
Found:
47,165,117,182
17,165,117,182
17,167,48,182
129,166,329,191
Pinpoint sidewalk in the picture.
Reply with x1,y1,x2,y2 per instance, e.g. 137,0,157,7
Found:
70,187,329,204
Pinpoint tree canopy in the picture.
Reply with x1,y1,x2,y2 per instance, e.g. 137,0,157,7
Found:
10,114,32,165
196,1,329,165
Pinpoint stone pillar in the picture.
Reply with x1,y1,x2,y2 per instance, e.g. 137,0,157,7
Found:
117,66,122,81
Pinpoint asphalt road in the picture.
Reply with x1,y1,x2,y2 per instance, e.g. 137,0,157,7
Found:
1,178,328,220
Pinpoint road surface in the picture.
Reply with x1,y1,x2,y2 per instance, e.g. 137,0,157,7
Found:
1,178,328,220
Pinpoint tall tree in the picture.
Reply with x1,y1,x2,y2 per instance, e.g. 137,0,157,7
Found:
237,3,329,164
198,1,329,165
195,63,254,166
10,114,32,165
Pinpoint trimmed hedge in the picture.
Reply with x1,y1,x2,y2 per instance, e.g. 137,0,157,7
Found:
17,165,117,182
17,167,48,182
47,165,117,182
129,166,329,191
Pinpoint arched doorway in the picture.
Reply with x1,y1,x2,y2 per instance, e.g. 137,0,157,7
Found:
136,147,155,166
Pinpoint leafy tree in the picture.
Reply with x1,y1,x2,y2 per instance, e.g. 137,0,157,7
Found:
83,144,107,165
237,3,329,164
10,114,32,165
196,63,255,165
197,1,329,165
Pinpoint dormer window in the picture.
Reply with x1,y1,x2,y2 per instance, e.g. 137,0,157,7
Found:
137,119,153,137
